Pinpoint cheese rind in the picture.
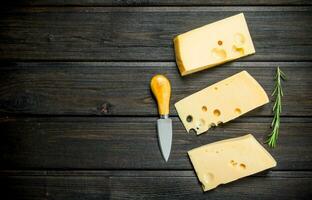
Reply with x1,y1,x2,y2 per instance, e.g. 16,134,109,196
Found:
175,71,269,135
174,13,255,76
188,134,277,191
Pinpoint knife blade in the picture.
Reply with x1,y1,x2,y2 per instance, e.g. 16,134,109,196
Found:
150,75,172,162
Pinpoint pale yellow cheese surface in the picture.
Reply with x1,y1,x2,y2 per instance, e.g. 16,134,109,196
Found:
188,134,277,192
174,13,255,76
175,71,268,135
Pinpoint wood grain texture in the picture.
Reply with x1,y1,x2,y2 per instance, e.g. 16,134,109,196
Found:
0,116,311,170
4,0,312,6
0,62,311,116
2,172,110,200
1,171,311,200
1,2,311,199
0,7,311,61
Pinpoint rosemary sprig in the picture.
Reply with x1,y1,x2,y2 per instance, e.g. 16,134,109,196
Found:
266,67,286,148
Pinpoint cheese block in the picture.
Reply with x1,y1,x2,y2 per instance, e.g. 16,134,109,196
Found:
188,134,277,191
174,13,255,76
175,71,268,135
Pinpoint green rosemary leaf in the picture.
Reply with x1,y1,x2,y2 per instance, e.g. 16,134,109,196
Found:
280,69,287,80
280,87,284,97
266,67,286,148
272,100,277,111
271,115,276,127
272,86,277,96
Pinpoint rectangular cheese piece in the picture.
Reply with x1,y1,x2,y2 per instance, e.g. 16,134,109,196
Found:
174,13,255,76
188,134,277,192
175,71,268,135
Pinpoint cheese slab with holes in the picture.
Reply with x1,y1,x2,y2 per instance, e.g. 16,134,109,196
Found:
188,134,277,192
175,71,268,135
174,13,255,76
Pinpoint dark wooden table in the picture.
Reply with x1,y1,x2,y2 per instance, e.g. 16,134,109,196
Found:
0,1,312,199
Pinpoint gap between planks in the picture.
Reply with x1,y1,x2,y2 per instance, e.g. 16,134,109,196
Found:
0,61,312,67
0,116,311,123
1,6,312,12
1,170,312,178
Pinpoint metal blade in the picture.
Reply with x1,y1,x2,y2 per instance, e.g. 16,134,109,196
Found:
157,118,172,162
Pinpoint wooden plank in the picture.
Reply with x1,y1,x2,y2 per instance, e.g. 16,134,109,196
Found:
110,171,312,200
0,116,311,170
0,7,311,61
0,62,311,116
1,174,110,200
1,170,311,200
4,0,312,6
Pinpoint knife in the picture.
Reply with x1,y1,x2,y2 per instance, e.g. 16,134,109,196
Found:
150,74,172,162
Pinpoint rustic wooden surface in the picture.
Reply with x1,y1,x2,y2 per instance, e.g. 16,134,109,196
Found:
0,1,311,199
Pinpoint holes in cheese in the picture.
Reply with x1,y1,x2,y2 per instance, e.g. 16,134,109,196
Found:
234,33,245,46
230,160,247,169
173,13,255,76
234,108,242,115
186,115,193,123
174,71,269,135
188,134,277,192
211,48,227,60
202,173,214,185
239,163,247,169
230,160,237,166
232,44,245,56
213,109,221,117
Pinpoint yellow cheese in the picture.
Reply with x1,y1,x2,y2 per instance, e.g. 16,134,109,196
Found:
175,71,268,135
174,13,255,76
188,134,277,192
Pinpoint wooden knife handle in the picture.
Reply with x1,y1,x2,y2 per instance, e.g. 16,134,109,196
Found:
150,74,171,117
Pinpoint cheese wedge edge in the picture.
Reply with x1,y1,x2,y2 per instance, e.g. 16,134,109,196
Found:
174,13,255,76
188,134,277,191
175,71,269,135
